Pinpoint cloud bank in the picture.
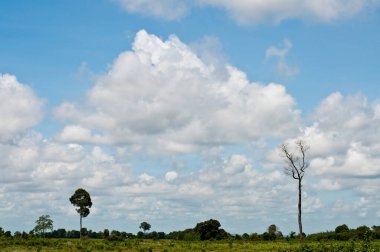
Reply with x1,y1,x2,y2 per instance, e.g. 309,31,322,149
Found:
116,0,379,25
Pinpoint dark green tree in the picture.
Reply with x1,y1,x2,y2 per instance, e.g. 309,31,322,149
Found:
289,231,296,239
372,225,380,239
103,229,110,239
356,225,371,240
139,222,151,233
69,188,92,239
54,228,67,238
251,232,260,241
268,224,278,234
194,219,227,240
280,140,309,244
33,215,53,238
335,224,349,233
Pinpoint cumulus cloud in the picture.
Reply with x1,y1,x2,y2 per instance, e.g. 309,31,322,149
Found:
267,92,380,178
263,91,380,222
54,30,300,151
0,74,43,139
266,39,299,78
116,0,379,25
306,93,380,178
0,133,132,223
261,90,380,224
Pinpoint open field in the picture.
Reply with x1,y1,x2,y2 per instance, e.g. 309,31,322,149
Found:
1,238,379,252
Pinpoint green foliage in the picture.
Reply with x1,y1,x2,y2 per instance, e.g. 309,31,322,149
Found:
268,224,279,234
262,232,277,241
69,188,92,218
194,219,229,240
356,226,372,240
0,238,379,252
335,224,350,233
0,227,5,237
103,228,109,238
373,226,380,239
33,215,54,238
69,188,92,239
251,232,260,241
140,222,151,233
289,231,297,239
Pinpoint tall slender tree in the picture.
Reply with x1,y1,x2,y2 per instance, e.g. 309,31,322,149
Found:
280,140,309,244
69,188,92,239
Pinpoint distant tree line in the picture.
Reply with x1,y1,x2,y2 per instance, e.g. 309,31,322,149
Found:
307,224,380,241
1,221,379,242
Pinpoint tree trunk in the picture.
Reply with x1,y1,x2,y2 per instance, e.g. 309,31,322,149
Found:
298,179,303,244
80,215,82,240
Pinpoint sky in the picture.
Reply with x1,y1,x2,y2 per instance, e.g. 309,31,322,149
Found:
1,0,380,235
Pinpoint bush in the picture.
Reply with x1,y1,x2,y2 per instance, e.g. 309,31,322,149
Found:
335,224,349,234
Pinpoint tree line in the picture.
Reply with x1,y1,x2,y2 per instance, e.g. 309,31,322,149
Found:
1,220,379,243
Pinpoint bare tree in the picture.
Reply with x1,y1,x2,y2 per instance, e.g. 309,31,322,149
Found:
280,140,309,244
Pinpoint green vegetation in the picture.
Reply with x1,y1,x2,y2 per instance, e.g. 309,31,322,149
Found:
1,222,380,251
140,222,152,233
33,215,54,238
0,237,379,252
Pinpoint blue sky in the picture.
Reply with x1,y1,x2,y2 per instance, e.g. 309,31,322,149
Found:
1,0,380,235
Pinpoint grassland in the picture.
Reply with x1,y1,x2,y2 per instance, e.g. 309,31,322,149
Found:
1,238,379,252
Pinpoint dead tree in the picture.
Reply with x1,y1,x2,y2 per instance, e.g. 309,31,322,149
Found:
280,140,309,244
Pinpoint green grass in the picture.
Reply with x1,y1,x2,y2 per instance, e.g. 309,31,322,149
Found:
0,238,379,252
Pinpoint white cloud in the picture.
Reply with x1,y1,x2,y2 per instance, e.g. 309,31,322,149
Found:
0,74,43,139
269,92,380,180
313,178,342,191
200,0,377,25
139,173,155,185
306,93,380,178
165,171,178,181
116,0,379,25
266,39,299,78
117,0,190,20
223,154,249,174
261,92,380,226
54,30,301,151
1,130,378,233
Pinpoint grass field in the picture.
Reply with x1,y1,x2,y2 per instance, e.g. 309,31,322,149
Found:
1,238,379,252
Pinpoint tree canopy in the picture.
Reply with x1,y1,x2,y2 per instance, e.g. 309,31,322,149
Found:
33,215,53,238
69,188,92,218
139,222,151,233
194,219,228,240
69,188,92,239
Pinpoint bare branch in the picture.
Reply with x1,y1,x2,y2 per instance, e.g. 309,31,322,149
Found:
281,140,310,181
279,139,309,244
